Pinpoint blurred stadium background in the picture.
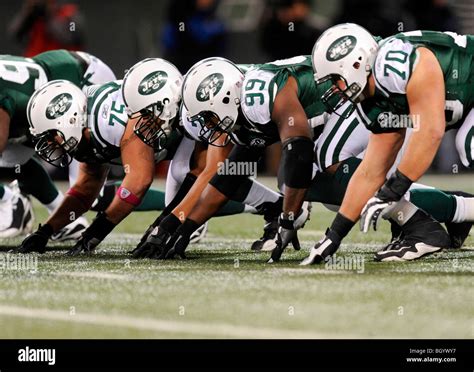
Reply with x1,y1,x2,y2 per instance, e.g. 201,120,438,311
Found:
0,0,472,182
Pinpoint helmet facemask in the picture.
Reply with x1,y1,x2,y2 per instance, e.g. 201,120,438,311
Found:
132,100,175,150
317,74,363,119
190,110,234,147
34,128,80,168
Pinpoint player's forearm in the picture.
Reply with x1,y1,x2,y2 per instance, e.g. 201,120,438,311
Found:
339,164,387,222
46,195,91,233
283,187,306,217
105,174,153,224
187,184,229,225
0,109,11,153
397,124,444,182
171,168,217,220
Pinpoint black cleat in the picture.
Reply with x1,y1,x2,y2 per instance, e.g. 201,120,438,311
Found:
251,219,278,251
445,221,472,249
375,210,451,261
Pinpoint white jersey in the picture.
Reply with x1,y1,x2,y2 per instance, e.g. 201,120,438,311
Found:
83,80,128,163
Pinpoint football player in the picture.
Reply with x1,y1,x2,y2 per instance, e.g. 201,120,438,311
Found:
303,24,474,263
130,60,295,259
13,58,183,254
0,49,115,239
143,56,473,262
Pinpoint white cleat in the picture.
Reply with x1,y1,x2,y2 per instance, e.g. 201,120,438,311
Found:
189,222,208,244
51,216,89,242
0,181,34,238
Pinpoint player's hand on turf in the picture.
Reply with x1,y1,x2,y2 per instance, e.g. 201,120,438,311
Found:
11,224,53,254
66,234,101,256
300,228,341,265
129,214,166,255
163,232,190,259
66,212,115,256
131,225,172,259
129,223,155,255
361,170,412,233
267,212,302,263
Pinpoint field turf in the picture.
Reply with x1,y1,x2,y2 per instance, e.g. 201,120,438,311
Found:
0,175,472,339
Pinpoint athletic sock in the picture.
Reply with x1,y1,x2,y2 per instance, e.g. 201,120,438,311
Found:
214,200,246,217
385,199,418,226
17,157,61,206
409,188,456,223
135,187,166,211
452,195,474,222
45,192,64,215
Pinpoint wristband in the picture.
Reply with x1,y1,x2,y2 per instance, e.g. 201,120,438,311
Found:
66,187,90,209
379,169,413,201
85,212,117,241
38,223,54,237
116,186,141,206
160,213,182,234
176,219,200,238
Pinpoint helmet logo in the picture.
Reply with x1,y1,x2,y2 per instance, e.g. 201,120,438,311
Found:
196,73,224,102
326,35,357,62
46,93,73,120
138,71,168,95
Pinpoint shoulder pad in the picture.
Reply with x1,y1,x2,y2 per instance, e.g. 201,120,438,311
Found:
373,38,418,96
241,68,277,125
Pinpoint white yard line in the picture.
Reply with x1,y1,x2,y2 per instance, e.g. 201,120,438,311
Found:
52,271,129,280
0,304,354,339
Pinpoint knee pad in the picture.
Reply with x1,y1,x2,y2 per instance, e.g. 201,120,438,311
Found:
210,173,251,201
280,136,314,189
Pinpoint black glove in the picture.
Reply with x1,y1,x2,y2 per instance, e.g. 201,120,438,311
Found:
131,225,173,259
66,212,116,256
131,213,182,259
300,228,341,265
267,213,301,263
129,214,165,255
164,233,190,259
163,219,201,260
12,224,53,254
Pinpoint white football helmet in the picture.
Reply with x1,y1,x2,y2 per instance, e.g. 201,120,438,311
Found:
312,23,378,114
182,57,244,146
27,80,87,167
122,58,183,149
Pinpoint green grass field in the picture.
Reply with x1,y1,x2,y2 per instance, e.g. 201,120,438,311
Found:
0,175,472,339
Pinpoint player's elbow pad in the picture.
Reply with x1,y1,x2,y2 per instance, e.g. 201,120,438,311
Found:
280,136,314,189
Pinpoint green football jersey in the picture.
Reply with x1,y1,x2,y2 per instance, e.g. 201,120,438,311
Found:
238,55,331,146
0,50,86,140
369,30,474,132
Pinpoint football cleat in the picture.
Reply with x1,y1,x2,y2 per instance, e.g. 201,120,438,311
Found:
300,228,341,266
0,181,34,238
51,216,89,242
374,210,451,261
445,221,472,249
189,222,208,244
251,218,278,251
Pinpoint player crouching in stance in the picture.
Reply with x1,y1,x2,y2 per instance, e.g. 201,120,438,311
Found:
131,58,300,259
302,24,474,264
136,57,314,261
13,58,184,254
